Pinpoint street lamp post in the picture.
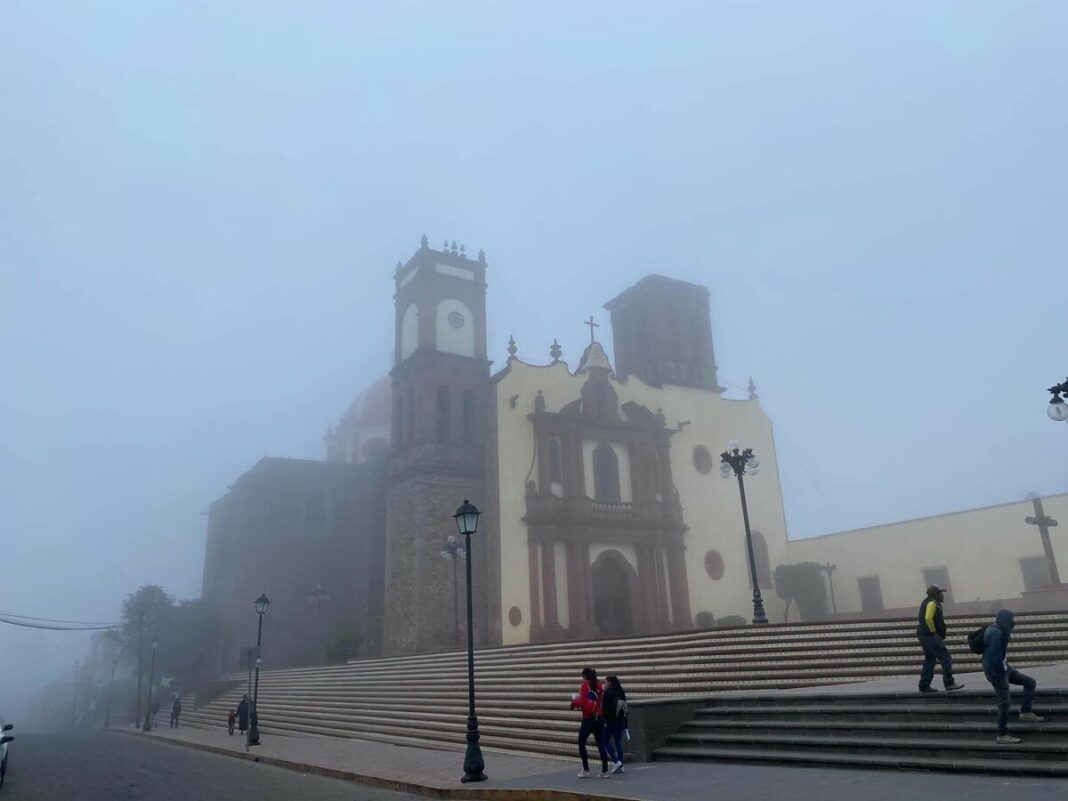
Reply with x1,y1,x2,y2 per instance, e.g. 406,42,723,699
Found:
454,500,486,783
721,441,769,625
247,593,270,747
440,535,466,648
134,610,145,728
104,658,118,729
1048,379,1068,423
820,563,839,615
143,638,158,732
307,585,329,664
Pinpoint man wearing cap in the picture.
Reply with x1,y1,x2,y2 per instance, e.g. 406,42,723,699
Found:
917,585,965,694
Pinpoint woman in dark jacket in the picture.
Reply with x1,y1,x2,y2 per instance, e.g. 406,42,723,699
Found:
602,675,628,774
569,667,608,778
236,695,250,733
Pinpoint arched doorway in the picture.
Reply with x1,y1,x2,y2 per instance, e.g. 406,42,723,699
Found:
592,551,637,636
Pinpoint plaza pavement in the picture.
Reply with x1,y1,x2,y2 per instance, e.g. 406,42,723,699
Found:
128,663,1068,801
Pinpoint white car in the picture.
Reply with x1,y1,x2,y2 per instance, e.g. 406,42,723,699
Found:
0,719,12,790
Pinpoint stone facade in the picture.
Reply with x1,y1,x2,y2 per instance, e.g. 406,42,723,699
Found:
201,456,387,672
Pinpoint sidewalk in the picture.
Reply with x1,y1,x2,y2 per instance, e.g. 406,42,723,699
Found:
132,700,1068,801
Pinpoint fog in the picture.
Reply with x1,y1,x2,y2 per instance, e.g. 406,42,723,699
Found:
2,1,1066,719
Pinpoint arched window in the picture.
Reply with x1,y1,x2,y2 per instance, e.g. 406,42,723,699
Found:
592,442,620,501
548,438,563,484
747,530,773,589
463,389,477,445
436,386,451,442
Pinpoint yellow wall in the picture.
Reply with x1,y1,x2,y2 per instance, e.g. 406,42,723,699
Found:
787,494,1068,614
494,357,792,642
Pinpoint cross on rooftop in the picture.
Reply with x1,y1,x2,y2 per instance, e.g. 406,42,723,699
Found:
584,315,599,344
1025,495,1061,585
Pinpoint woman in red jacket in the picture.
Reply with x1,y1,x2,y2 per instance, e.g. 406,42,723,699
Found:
570,667,609,778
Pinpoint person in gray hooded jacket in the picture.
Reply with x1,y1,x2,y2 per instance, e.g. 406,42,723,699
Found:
983,609,1044,744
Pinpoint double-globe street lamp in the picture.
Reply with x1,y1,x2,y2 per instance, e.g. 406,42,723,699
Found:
453,500,487,784
720,441,769,625
440,535,466,648
1048,379,1068,423
247,593,270,747
143,637,159,731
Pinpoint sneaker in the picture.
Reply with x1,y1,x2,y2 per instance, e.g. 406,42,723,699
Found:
944,683,966,692
618,765,625,773
996,734,1023,744
1019,711,1046,722
597,771,610,778
918,686,938,694
610,761,623,774
577,770,591,778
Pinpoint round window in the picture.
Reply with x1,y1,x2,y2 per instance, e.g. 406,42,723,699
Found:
693,445,714,474
508,606,522,627
704,549,725,580
448,311,465,329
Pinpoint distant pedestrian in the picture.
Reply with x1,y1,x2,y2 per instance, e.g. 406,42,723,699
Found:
916,585,965,694
570,667,609,778
237,695,250,734
227,709,236,735
602,675,629,775
170,697,182,728
151,699,162,725
982,609,1044,744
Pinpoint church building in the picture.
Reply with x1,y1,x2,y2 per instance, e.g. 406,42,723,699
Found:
201,236,1066,669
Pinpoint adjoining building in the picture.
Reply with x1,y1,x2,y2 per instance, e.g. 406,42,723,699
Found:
201,237,1067,669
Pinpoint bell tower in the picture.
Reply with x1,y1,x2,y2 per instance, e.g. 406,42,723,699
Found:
383,235,492,653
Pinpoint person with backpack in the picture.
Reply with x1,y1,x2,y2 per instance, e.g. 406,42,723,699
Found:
916,585,965,694
569,667,609,778
979,609,1044,744
602,675,628,775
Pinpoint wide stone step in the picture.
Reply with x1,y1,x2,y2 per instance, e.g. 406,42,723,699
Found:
681,719,1068,738
653,744,1068,776
662,731,1068,762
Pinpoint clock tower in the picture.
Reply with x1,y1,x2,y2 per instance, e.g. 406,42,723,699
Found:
383,236,493,653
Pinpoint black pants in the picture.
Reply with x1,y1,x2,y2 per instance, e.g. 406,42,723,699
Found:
918,634,955,689
170,712,179,728
988,668,1036,735
577,718,608,772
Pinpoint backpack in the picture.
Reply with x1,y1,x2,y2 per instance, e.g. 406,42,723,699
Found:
615,698,629,719
967,625,987,655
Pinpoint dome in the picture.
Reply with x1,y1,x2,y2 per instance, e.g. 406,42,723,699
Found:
343,374,392,427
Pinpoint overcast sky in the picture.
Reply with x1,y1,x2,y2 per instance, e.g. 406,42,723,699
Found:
3,1,1066,700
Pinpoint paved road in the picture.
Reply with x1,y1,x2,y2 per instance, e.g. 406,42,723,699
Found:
2,731,426,801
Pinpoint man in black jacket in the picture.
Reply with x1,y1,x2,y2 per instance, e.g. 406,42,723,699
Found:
917,585,965,694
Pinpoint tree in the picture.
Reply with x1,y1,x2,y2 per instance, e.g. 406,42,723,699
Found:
773,562,829,623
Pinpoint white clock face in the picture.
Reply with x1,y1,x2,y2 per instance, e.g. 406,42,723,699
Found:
448,311,465,329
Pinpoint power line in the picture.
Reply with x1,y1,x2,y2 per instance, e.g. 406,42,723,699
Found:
0,615,118,631
0,608,117,627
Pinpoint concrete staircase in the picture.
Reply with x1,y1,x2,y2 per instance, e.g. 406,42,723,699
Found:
181,612,1068,770
658,689,1068,776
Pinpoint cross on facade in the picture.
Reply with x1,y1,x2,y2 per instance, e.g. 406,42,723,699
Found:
1025,495,1062,586
584,315,599,344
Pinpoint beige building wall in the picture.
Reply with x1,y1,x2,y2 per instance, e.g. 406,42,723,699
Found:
494,357,792,643
787,494,1068,615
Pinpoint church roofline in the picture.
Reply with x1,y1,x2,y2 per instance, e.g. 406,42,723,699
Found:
790,491,1068,543
603,274,710,311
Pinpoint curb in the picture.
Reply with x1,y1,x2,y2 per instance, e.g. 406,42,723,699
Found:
111,729,642,801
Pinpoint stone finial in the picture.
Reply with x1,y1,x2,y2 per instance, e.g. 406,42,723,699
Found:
478,248,486,264
443,239,449,251
748,376,759,400
395,260,403,273
534,389,546,412
550,338,562,362
420,233,428,248
459,243,466,257
450,241,458,255
507,335,517,359
655,408,667,428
